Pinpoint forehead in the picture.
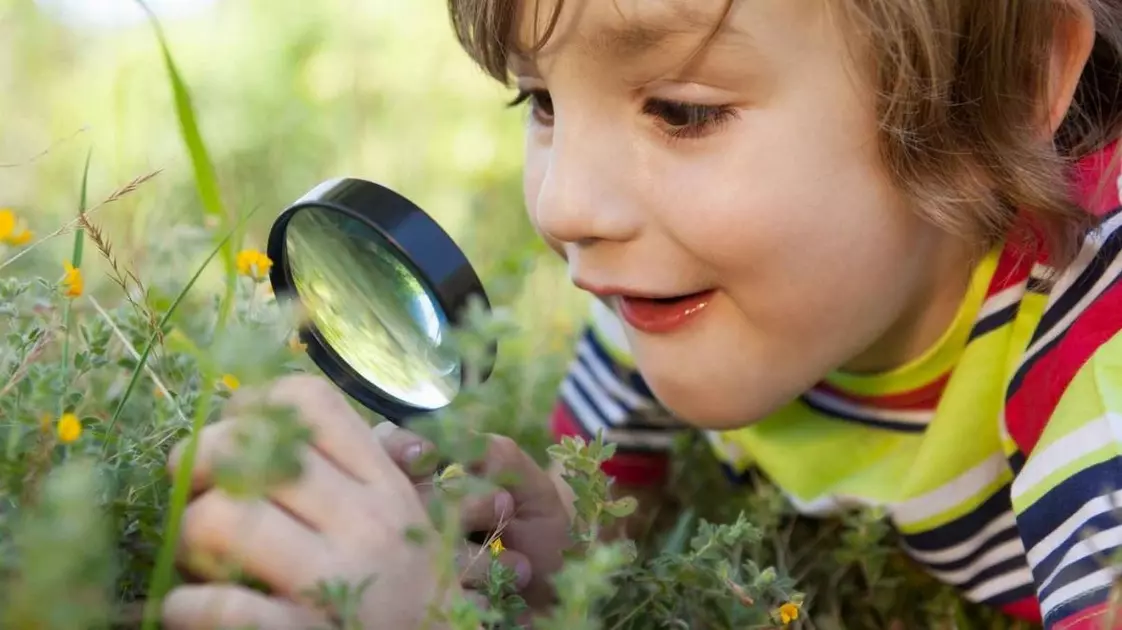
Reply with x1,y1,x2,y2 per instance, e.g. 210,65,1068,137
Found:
511,0,737,62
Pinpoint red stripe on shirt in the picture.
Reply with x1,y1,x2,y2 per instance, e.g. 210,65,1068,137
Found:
550,401,669,486
988,241,1037,297
814,373,949,410
1024,141,1119,269
1072,140,1120,218
1000,595,1042,623
1005,278,1122,454
1053,600,1121,630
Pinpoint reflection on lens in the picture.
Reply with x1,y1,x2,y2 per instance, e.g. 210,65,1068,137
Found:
285,206,460,409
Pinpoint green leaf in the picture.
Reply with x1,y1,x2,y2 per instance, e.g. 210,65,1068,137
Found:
604,496,639,519
137,0,239,329
403,525,429,546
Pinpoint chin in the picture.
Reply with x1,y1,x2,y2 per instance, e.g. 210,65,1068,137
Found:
640,370,789,432
619,296,819,432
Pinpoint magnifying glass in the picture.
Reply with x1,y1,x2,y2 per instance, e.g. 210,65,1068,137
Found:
266,178,496,425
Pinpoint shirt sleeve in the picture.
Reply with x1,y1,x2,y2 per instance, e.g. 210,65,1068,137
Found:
550,298,692,486
1006,214,1122,629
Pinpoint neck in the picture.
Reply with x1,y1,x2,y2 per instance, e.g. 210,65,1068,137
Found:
842,236,978,375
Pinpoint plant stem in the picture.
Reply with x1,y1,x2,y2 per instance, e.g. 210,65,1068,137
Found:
608,592,658,630
59,148,91,413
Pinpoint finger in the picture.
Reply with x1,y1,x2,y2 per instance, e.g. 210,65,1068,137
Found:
181,489,334,598
261,375,410,491
176,541,238,583
222,381,269,415
371,421,439,479
472,434,563,519
267,444,370,534
167,419,242,494
459,486,515,535
162,584,328,630
456,542,532,590
170,419,368,534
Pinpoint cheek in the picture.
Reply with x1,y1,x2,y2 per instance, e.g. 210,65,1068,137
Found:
658,108,922,321
628,162,924,427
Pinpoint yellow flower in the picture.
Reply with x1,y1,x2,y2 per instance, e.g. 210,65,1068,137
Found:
778,602,800,625
6,228,31,245
219,374,241,390
288,334,307,353
489,538,505,557
236,249,273,282
0,208,32,246
438,462,466,481
57,413,82,444
62,261,83,298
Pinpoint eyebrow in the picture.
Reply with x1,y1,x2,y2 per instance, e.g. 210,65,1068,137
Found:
511,1,749,64
582,7,745,61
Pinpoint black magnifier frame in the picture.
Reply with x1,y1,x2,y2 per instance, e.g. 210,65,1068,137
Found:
266,177,496,424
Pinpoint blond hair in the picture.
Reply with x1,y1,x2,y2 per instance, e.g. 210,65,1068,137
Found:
448,0,1122,269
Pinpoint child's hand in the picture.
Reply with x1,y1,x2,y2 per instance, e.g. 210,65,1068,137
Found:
160,375,470,630
375,423,574,610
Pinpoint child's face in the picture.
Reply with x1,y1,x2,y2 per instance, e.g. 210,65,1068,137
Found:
513,0,973,428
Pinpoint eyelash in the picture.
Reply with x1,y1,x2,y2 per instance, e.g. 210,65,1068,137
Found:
507,89,738,141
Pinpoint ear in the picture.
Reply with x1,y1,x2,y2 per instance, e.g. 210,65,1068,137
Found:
1046,0,1096,135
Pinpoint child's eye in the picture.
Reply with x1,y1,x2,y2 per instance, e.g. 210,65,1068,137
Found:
508,89,555,126
642,99,738,140
506,90,735,140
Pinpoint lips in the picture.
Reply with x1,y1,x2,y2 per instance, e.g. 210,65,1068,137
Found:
617,290,716,334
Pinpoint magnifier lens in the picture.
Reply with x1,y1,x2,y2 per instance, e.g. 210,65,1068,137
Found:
284,206,461,410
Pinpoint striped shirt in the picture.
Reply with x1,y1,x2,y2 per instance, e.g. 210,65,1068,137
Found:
551,141,1122,629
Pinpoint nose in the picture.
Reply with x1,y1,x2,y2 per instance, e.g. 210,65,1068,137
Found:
530,119,642,247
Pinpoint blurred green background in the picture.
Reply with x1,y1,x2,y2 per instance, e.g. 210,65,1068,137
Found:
0,0,588,385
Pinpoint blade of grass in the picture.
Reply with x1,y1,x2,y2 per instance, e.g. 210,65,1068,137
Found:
138,206,264,629
101,204,260,452
74,150,90,269
136,0,239,329
59,148,92,402
139,368,218,630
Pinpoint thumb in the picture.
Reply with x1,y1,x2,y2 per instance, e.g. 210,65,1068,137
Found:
473,434,564,519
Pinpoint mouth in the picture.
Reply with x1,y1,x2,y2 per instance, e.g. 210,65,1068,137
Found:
616,289,717,334
572,279,717,333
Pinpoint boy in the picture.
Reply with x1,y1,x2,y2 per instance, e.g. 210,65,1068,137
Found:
162,1,1122,628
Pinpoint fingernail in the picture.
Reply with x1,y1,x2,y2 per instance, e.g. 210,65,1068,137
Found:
405,443,440,476
494,491,514,519
404,443,424,464
515,558,532,589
